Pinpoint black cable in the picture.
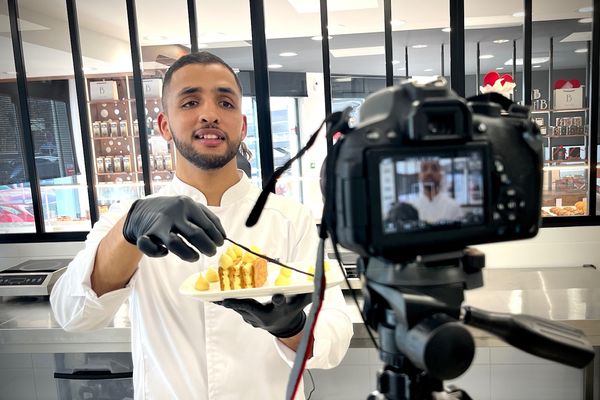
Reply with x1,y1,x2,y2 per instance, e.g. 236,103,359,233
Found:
224,237,314,277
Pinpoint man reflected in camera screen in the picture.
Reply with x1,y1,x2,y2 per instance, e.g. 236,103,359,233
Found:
408,159,463,223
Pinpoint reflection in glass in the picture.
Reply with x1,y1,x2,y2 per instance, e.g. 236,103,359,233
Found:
14,0,91,231
0,0,35,233
136,0,189,193
262,0,327,219
392,0,450,82
532,0,593,217
76,1,143,215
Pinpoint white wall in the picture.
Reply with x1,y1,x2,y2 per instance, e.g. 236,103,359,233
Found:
474,225,600,269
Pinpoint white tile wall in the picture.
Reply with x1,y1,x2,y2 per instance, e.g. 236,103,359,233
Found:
305,347,585,400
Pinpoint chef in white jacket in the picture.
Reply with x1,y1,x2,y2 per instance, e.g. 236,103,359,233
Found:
50,51,353,400
408,159,463,224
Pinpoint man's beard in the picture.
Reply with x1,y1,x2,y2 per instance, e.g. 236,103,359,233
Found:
170,127,240,170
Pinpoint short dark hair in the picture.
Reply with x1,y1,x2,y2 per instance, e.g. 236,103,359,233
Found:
161,51,243,110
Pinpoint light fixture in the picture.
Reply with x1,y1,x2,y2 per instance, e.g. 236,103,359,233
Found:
279,52,298,57
330,46,384,57
479,54,495,59
574,48,588,53
512,11,525,17
578,18,593,23
232,68,240,73
412,44,428,49
311,35,333,41
496,67,504,70
143,34,168,42
334,77,352,83
493,39,510,44
578,6,593,13
504,57,549,65
392,60,400,65
268,64,283,69
533,65,541,68
442,27,451,32
424,68,433,72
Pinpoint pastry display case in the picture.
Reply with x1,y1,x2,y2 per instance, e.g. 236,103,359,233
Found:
87,76,144,214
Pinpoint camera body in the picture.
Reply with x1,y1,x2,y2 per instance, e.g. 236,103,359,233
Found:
331,80,543,262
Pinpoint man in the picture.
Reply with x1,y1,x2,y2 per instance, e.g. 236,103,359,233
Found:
51,52,353,399
408,159,463,223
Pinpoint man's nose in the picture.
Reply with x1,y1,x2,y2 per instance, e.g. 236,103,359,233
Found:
199,104,219,124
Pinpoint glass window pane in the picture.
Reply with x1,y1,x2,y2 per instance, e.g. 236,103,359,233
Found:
77,1,143,216
195,1,260,187
392,1,450,82
264,0,326,219
17,0,92,231
532,0,593,217
0,1,36,233
330,2,385,126
136,0,189,193
465,0,524,101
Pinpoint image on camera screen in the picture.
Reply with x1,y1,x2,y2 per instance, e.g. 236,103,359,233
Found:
380,150,485,234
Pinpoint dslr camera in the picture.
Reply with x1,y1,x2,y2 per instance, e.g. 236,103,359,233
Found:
330,78,543,262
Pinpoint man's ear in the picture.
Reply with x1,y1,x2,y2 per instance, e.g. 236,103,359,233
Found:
241,114,248,141
157,112,172,141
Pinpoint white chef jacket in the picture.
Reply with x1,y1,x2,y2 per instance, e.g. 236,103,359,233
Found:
50,173,353,400
408,192,463,224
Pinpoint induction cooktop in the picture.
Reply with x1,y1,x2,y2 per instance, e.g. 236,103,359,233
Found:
0,258,71,296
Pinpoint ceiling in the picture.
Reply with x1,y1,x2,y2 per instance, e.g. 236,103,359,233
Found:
0,0,594,79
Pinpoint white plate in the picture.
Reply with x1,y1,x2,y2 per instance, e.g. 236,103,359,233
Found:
179,262,345,302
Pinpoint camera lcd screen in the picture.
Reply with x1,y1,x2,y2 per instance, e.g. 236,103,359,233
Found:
380,150,485,234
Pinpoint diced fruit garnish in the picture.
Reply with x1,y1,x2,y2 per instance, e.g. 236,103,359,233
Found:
205,268,219,283
219,253,234,268
194,275,210,291
279,267,293,278
275,275,291,286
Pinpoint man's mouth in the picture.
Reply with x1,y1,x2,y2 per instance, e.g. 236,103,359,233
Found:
194,129,226,141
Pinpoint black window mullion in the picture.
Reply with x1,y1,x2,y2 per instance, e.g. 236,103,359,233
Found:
7,0,44,233
319,0,333,151
65,0,99,224
383,0,393,87
523,0,532,105
588,0,599,216
126,0,151,196
449,0,465,97
249,0,275,188
187,0,198,53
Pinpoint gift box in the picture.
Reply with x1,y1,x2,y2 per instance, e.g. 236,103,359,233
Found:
143,78,163,99
553,79,583,110
89,81,119,101
554,88,583,109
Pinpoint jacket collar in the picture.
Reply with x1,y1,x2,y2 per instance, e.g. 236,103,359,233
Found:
170,171,253,207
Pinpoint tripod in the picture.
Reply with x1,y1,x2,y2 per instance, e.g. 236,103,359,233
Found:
358,248,594,400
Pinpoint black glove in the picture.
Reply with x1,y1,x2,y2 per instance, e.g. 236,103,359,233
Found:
123,195,226,262
218,293,311,338
388,202,419,222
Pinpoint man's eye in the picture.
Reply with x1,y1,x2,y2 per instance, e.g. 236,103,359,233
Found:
220,100,235,109
182,100,198,108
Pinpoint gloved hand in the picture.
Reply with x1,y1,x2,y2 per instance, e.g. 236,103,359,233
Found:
122,195,226,262
388,202,419,222
218,293,312,338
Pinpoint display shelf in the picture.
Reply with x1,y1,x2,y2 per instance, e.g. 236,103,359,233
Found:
531,108,588,114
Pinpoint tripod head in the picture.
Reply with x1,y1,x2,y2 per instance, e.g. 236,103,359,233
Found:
359,248,595,400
